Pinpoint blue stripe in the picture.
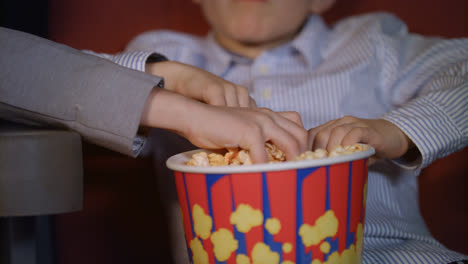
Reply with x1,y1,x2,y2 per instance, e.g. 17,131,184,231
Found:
229,174,247,256
204,174,226,264
296,167,319,264
261,172,283,262
346,162,354,248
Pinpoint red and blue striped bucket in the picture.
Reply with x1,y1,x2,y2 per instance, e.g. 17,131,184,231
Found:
166,147,374,264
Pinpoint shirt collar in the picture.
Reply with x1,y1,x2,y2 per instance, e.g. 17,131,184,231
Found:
203,15,329,75
203,33,235,77
289,15,329,68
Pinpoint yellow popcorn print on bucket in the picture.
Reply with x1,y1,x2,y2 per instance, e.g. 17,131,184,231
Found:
211,228,238,261
190,237,209,264
236,254,251,264
282,242,293,253
325,251,340,264
341,244,358,264
356,223,364,263
308,222,364,264
230,204,263,233
298,210,338,247
320,241,331,254
252,242,279,264
265,217,281,235
193,204,213,240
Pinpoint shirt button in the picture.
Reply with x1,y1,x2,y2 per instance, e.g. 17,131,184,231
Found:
258,64,269,74
261,88,273,99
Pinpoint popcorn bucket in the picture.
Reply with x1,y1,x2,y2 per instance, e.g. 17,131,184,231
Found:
166,147,374,264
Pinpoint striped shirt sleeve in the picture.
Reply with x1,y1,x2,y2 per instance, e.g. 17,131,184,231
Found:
380,33,468,168
82,50,155,72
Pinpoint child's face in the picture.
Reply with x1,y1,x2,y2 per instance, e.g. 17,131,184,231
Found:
194,0,333,56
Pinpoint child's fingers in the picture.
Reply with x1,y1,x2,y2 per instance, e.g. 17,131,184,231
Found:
243,133,269,164
249,97,258,108
221,84,239,107
259,109,308,154
204,83,228,106
308,116,360,150
325,125,357,151
263,125,303,161
341,126,372,147
278,111,305,127
307,119,339,149
235,86,251,107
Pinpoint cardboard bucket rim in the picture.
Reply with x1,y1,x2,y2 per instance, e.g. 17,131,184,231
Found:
166,144,375,174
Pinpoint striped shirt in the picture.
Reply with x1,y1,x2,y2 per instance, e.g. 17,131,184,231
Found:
109,12,468,263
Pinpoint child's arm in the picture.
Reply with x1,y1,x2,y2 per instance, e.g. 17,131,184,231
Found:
322,15,468,168
146,61,256,108
140,88,307,163
85,48,256,108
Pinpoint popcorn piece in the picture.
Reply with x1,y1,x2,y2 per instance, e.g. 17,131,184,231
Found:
208,153,228,166
329,144,368,157
187,152,209,166
230,204,263,233
345,143,368,152
265,142,286,162
211,228,238,261
224,148,239,163
190,237,209,264
329,145,349,157
314,148,328,159
282,242,293,253
236,254,251,264
265,217,281,235
193,204,212,240
294,148,329,161
251,242,279,264
231,149,252,165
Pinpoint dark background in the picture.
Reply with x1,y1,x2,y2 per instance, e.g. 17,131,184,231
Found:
1,0,466,263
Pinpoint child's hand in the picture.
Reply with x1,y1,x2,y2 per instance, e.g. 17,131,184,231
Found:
146,61,256,107
308,116,413,159
140,89,307,163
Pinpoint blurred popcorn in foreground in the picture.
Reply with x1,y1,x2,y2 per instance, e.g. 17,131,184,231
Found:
186,152,210,166
187,143,369,166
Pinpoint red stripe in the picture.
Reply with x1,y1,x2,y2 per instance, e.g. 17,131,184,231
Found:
329,163,350,253
266,170,297,261
231,173,263,256
185,173,215,263
210,175,236,264
349,160,365,244
174,172,193,248
302,167,326,261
